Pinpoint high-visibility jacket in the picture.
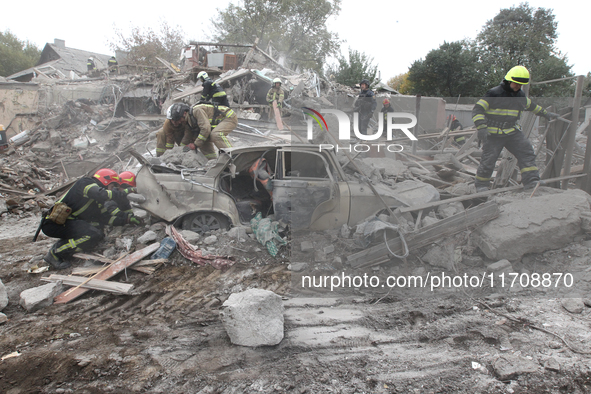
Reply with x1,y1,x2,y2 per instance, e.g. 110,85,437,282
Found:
162,119,195,150
200,78,228,105
108,57,118,67
472,82,548,135
266,87,284,107
189,104,236,140
53,178,130,226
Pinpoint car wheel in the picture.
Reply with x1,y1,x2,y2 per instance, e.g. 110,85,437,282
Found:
181,212,230,234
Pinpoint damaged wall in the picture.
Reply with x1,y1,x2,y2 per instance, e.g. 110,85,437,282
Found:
0,82,40,136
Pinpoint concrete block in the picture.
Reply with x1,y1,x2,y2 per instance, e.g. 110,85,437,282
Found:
471,189,591,260
179,230,200,243
300,241,314,252
562,298,585,314
204,235,218,245
137,231,157,244
493,354,538,380
20,281,63,312
220,289,284,346
0,312,7,324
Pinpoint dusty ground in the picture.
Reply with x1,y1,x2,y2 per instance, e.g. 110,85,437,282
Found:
2,209,591,394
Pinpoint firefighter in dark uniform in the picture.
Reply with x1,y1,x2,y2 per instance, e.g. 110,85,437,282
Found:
87,57,97,72
41,169,142,270
155,103,200,156
108,56,118,73
472,66,558,192
448,115,465,145
353,79,377,135
197,71,230,107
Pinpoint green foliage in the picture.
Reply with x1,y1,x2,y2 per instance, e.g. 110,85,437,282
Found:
472,2,573,96
108,21,185,66
211,0,341,72
327,48,378,87
406,41,483,97
0,30,41,77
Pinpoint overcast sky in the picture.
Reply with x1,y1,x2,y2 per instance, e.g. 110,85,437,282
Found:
4,0,589,82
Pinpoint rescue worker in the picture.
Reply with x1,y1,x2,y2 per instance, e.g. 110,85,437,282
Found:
108,56,118,74
155,103,200,157
87,57,97,73
197,71,230,107
448,115,465,145
472,65,558,192
353,79,377,135
380,98,395,125
267,78,285,108
184,103,236,160
108,56,118,68
117,171,137,215
41,169,142,270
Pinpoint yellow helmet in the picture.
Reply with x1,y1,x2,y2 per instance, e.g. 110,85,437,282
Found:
505,66,530,85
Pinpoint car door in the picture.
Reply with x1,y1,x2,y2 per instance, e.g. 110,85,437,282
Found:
272,149,348,231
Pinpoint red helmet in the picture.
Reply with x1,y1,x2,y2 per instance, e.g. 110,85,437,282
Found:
93,168,119,187
383,98,390,105
119,171,136,187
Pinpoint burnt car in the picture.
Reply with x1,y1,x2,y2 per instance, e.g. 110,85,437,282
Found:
132,144,439,233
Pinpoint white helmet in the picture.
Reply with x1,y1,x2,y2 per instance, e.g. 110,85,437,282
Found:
272,78,281,84
197,71,208,80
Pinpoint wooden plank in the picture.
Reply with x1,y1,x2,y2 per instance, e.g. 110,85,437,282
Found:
348,202,500,269
42,275,134,294
454,130,478,158
54,243,160,304
272,100,284,130
397,174,587,214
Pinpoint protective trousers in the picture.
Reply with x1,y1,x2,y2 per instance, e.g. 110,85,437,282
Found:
41,219,104,259
155,128,183,157
199,116,237,159
475,130,540,189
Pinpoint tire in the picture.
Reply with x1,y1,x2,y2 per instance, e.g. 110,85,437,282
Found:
181,212,230,234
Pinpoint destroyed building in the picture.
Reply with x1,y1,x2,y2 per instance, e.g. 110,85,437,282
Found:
2,38,591,393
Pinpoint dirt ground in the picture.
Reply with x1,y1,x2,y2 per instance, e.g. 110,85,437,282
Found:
2,209,591,394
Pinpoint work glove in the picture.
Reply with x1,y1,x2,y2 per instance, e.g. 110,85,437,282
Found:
477,128,488,147
543,112,559,121
183,143,196,152
127,215,144,226
194,138,205,148
123,187,138,194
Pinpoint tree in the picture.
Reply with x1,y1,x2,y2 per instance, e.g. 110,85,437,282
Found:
211,0,341,72
472,2,573,96
327,48,378,87
108,21,186,67
406,41,483,97
0,30,41,77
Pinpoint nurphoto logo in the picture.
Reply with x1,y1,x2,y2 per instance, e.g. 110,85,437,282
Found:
302,107,418,153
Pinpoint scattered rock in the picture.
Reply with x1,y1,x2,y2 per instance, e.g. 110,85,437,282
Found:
421,243,457,271
228,226,249,240
0,312,7,324
137,231,157,244
0,199,7,214
204,235,218,245
180,230,200,243
323,245,335,255
437,201,465,219
544,357,561,372
561,298,584,314
132,208,148,219
547,340,562,349
0,279,8,311
220,288,284,347
583,299,591,308
19,281,63,312
340,224,351,238
300,241,314,252
289,262,308,272
492,354,538,380
103,247,117,259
